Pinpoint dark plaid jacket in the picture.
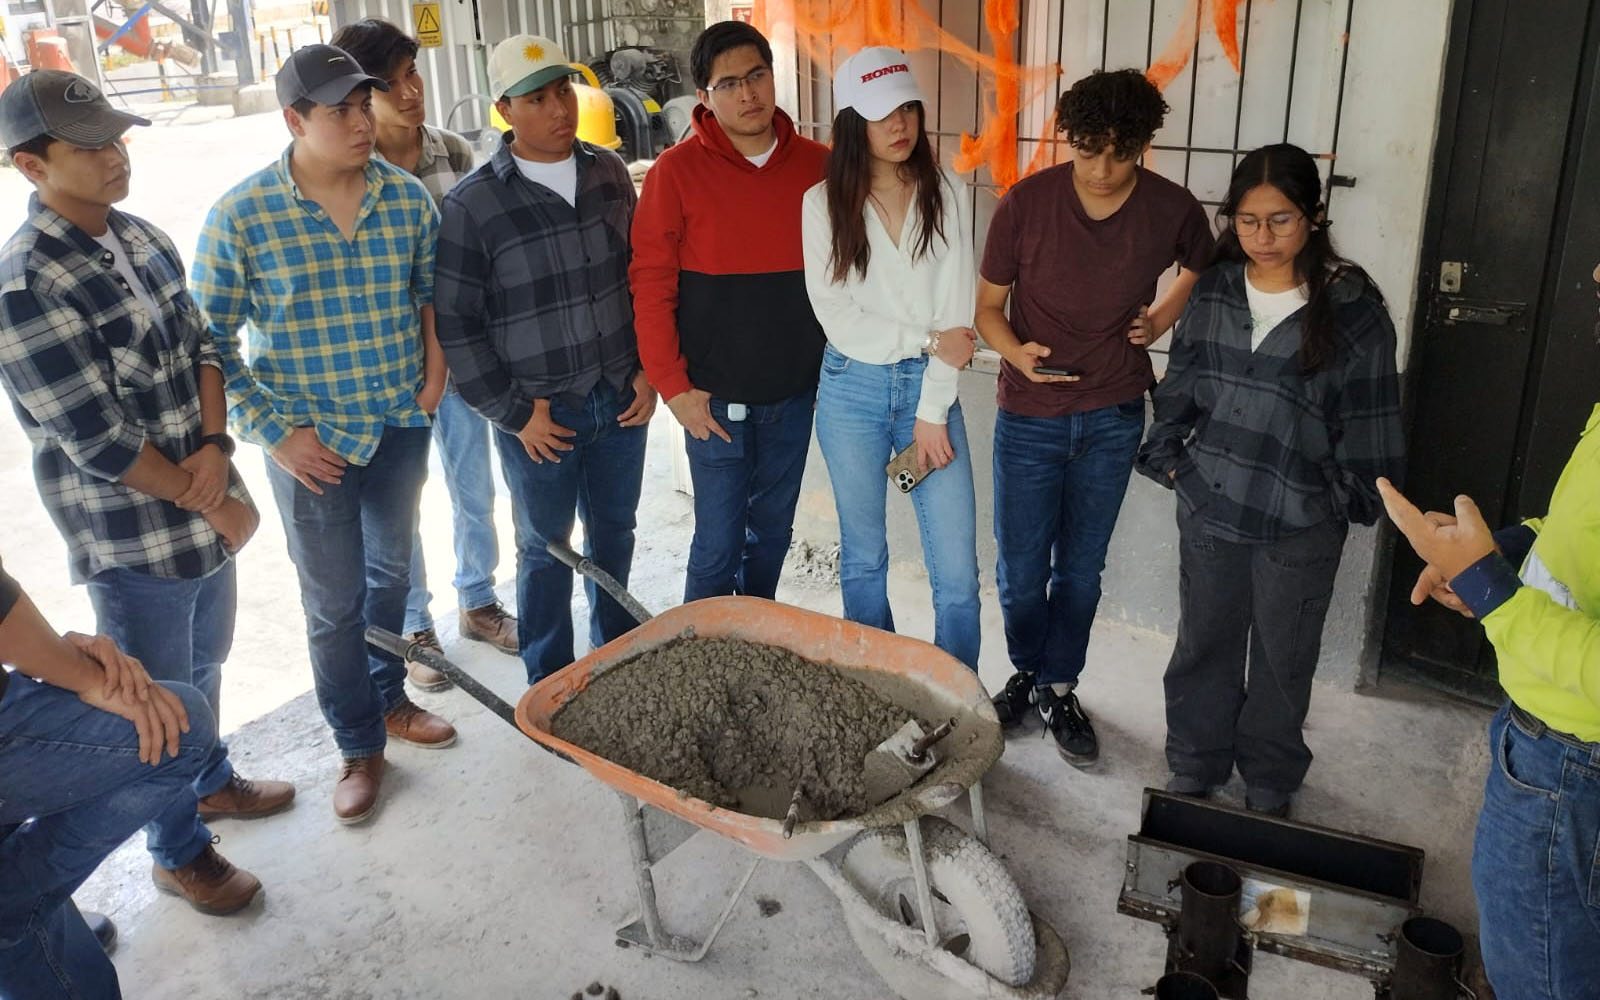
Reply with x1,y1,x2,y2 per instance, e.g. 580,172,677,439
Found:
1136,260,1405,543
434,135,639,433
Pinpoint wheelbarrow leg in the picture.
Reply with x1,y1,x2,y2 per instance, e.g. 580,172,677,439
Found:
969,780,989,846
613,792,759,962
903,818,940,948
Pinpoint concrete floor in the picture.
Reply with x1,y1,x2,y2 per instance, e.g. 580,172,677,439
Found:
1,105,1495,999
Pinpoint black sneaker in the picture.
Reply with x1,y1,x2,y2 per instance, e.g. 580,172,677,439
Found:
1245,789,1292,818
992,671,1036,728
1037,688,1098,766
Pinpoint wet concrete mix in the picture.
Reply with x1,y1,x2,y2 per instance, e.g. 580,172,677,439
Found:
551,637,922,820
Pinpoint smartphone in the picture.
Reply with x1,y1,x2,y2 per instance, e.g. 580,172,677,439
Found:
1034,365,1084,378
885,444,933,494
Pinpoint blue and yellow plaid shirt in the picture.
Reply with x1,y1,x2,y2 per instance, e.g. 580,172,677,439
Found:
191,147,439,464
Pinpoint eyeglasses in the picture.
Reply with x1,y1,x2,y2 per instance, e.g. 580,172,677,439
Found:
707,66,771,97
1232,212,1305,238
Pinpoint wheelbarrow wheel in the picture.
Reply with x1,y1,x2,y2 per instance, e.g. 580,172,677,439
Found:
839,816,1035,996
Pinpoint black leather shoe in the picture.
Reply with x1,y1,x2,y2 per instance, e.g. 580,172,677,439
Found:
85,910,116,953
992,671,1036,728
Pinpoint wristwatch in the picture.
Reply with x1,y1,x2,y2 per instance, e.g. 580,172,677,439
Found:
200,432,236,457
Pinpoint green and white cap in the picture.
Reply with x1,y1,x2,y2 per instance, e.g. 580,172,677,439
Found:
488,34,579,99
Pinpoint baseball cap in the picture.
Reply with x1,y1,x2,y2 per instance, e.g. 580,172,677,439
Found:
833,47,925,123
0,70,149,150
275,44,389,108
489,34,579,99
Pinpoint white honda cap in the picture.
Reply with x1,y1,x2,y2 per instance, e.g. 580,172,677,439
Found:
833,46,925,123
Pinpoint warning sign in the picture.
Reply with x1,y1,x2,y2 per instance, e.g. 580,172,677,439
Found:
413,2,443,47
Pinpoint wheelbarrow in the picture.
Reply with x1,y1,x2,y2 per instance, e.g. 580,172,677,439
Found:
367,543,1070,1000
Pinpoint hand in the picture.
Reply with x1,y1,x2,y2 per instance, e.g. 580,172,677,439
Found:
174,443,230,513
518,399,577,463
617,371,658,427
1376,478,1497,582
204,496,259,552
665,388,731,443
1411,562,1474,618
933,327,977,370
416,380,445,416
1128,305,1157,346
79,676,191,765
912,419,954,472
65,631,152,708
271,426,346,495
1006,342,1078,383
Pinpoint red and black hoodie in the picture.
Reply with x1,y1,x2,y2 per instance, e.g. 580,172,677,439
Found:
630,104,829,404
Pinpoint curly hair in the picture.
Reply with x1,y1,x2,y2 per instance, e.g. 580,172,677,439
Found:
1054,69,1169,159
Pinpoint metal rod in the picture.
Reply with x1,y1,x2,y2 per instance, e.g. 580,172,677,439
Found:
969,780,989,846
546,541,654,625
907,717,958,762
1323,0,1357,211
1282,0,1306,142
619,793,666,949
1229,0,1255,174
903,819,940,948
363,626,518,728
781,784,804,839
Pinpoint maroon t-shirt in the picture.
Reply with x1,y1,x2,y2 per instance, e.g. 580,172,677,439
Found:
980,163,1215,417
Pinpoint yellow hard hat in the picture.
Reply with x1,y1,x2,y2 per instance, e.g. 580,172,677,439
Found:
488,63,620,150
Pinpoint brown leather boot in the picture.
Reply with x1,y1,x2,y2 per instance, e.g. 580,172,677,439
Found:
197,773,296,820
384,697,457,749
152,843,261,915
459,601,519,656
333,754,384,825
404,628,451,692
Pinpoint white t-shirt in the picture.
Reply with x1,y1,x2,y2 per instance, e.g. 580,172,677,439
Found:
93,228,165,331
745,138,778,168
513,152,578,206
1244,273,1309,352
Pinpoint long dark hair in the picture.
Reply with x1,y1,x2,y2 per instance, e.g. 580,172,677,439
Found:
824,103,945,285
1215,143,1380,373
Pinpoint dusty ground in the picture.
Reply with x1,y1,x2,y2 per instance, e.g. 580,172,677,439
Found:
0,104,1494,999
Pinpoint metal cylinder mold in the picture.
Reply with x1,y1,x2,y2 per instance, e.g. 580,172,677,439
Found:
1156,970,1221,1000
1390,916,1464,1000
1178,861,1243,982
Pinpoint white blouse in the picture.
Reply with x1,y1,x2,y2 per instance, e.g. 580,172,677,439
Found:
801,167,976,425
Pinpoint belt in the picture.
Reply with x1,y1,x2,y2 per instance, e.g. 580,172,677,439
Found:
1509,701,1599,754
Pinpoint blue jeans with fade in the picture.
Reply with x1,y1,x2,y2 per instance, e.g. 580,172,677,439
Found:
992,398,1145,688
85,561,236,869
682,387,816,603
813,346,980,669
265,424,431,758
494,380,647,683
0,678,215,1000
1471,702,1600,999
405,386,502,634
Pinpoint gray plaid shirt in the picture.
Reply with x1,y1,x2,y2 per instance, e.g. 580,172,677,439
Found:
1136,260,1405,543
376,125,477,207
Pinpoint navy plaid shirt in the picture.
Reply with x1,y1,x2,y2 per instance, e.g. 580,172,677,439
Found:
434,135,639,433
1136,261,1405,543
0,197,250,582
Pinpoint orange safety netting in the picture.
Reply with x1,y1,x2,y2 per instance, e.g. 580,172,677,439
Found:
753,0,1247,194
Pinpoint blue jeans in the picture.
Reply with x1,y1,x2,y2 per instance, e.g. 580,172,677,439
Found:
1472,703,1600,999
494,381,646,683
405,387,501,633
0,677,215,1000
682,387,816,603
813,347,980,669
265,424,430,757
993,399,1145,687
84,562,236,869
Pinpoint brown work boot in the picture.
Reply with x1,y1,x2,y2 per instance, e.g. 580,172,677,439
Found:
152,842,261,915
197,773,296,820
333,754,384,825
384,697,457,749
404,628,451,692
459,601,519,656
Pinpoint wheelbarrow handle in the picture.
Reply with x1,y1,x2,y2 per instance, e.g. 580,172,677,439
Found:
544,541,654,625
364,626,518,728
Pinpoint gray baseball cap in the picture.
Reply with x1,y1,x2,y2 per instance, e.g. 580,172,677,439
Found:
0,70,150,150
275,44,389,108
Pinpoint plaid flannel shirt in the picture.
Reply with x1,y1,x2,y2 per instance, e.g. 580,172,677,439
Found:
375,125,477,206
0,197,251,582
190,148,439,464
1136,261,1405,543
434,136,639,433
